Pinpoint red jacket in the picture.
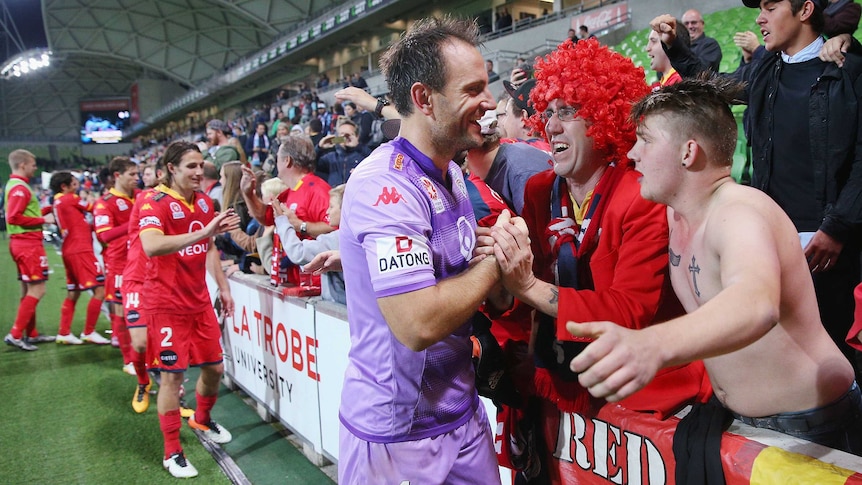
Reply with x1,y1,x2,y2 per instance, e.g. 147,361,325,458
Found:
522,165,710,416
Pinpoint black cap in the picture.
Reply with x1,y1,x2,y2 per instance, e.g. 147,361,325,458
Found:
742,0,824,7
503,78,537,117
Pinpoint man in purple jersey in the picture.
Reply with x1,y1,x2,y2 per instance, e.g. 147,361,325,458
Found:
338,16,512,484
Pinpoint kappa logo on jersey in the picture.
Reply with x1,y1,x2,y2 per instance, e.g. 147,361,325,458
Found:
179,220,207,257
375,235,432,274
139,216,162,228
95,215,110,226
419,177,445,214
142,203,152,210
170,201,185,219
116,199,129,211
160,350,178,367
393,153,404,171
373,187,405,206
197,198,209,213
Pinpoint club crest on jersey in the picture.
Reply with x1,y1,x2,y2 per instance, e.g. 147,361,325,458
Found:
419,177,445,214
170,201,185,219
127,310,140,324
393,153,404,171
197,199,209,213
116,199,129,211
375,235,432,274
453,176,467,197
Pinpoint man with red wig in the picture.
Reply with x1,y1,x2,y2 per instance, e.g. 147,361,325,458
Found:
484,39,711,482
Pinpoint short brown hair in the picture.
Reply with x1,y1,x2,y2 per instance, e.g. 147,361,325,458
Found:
631,75,743,166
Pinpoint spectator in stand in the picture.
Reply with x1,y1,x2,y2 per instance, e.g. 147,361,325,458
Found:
240,135,333,286
316,103,332,136
307,118,326,155
681,9,723,72
483,39,710,481
343,101,375,147
824,0,862,36
567,28,578,43
654,0,862,375
233,123,248,153
578,24,597,40
646,22,687,88
486,59,499,83
316,119,372,186
496,8,513,30
202,161,223,210
500,79,552,152
350,72,368,90
4,150,57,351
465,114,552,214
215,161,256,265
317,73,330,89
245,122,271,168
274,184,346,304
204,119,241,169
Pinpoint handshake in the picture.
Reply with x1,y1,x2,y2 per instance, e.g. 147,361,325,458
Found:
474,209,535,296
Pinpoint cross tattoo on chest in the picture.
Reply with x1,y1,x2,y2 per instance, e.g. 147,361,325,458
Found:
689,255,701,298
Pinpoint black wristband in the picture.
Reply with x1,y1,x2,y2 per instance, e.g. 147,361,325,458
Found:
374,97,389,118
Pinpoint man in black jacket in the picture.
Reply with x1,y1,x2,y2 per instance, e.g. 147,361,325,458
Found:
653,0,862,372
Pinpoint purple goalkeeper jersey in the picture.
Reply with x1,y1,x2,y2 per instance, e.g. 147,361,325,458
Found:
338,137,480,443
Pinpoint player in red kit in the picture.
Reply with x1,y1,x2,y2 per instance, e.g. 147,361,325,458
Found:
49,172,111,345
94,157,139,371
4,149,56,350
138,141,239,478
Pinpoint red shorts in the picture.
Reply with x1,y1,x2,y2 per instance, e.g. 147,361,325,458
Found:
105,270,123,303
63,252,105,291
10,239,48,283
146,310,223,373
122,280,145,329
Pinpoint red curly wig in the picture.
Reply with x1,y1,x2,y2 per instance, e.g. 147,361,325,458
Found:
528,38,649,166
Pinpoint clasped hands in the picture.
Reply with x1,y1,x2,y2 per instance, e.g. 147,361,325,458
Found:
474,209,535,296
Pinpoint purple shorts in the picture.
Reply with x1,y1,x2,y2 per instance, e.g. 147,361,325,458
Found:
338,402,501,484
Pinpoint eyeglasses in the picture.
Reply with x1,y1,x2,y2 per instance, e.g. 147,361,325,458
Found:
541,106,579,124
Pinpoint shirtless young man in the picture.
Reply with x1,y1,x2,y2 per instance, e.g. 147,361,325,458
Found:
563,77,862,453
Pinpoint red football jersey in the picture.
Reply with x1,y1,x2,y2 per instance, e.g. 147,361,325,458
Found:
53,192,95,255
138,187,215,314
122,188,158,285
94,188,138,272
264,173,331,228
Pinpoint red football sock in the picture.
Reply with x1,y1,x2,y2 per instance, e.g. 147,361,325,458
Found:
159,409,182,459
131,349,149,386
11,295,38,339
112,314,132,363
194,392,218,424
26,307,37,337
84,297,103,335
59,298,76,336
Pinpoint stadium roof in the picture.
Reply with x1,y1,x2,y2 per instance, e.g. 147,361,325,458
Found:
0,0,351,141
